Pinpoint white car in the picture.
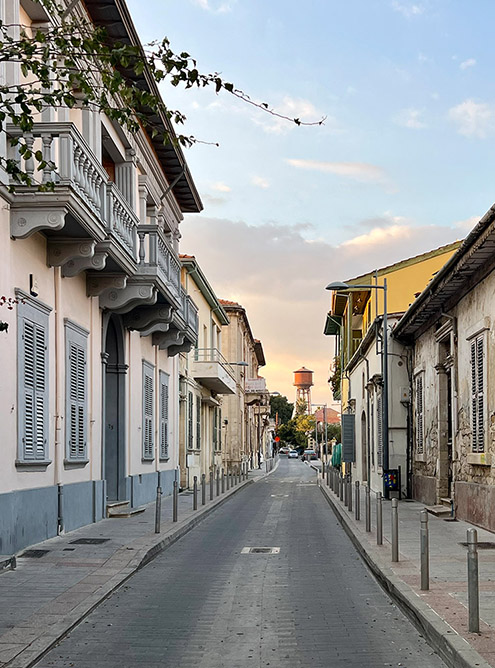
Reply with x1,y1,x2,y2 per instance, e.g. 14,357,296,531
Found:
288,450,299,459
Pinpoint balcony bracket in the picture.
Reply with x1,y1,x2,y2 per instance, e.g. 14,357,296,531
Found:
152,329,184,350
47,239,96,268
11,208,66,239
100,280,157,313
123,305,173,333
62,250,108,278
169,341,194,357
87,273,128,297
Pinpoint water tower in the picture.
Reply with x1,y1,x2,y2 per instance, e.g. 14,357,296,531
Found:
293,367,313,414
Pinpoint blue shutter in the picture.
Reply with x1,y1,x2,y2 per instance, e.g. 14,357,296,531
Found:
65,321,88,461
159,371,169,459
143,362,154,460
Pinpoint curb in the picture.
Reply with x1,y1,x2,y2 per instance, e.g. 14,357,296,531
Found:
5,476,256,668
319,482,491,668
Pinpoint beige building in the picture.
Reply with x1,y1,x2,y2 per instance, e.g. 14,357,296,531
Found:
0,0,201,553
178,256,235,489
218,301,269,469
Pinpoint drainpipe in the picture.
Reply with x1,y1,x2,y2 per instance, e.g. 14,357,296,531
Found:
54,267,63,533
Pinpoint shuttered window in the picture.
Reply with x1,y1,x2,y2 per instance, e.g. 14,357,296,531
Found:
187,391,194,449
17,295,51,463
218,409,222,451
159,371,169,460
196,396,201,450
142,361,154,460
377,392,383,468
213,408,218,451
415,373,424,455
65,321,88,462
471,335,485,453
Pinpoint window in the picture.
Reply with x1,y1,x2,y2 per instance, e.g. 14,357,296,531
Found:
218,409,222,451
213,407,218,451
159,371,169,460
471,335,485,453
196,396,201,450
17,294,51,464
187,391,194,449
65,320,88,463
376,392,383,468
142,361,154,460
415,373,424,456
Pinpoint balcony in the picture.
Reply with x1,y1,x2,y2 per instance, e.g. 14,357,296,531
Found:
245,377,269,405
136,225,181,308
8,122,138,273
191,349,236,395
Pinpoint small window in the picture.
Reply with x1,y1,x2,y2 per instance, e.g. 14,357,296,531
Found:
159,371,169,460
142,361,154,460
65,320,88,463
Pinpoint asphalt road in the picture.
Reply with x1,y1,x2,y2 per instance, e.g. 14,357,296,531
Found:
35,460,446,668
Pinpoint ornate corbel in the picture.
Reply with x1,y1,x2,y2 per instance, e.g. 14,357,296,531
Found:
152,329,184,350
100,280,157,313
168,341,194,357
123,305,173,333
87,273,127,297
11,209,65,239
62,250,108,277
47,239,95,268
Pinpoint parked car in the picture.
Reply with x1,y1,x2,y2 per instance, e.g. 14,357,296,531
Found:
302,448,318,461
288,450,298,459
279,447,289,455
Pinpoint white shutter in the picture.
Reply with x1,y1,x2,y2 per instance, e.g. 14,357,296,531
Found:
415,374,424,455
159,372,169,460
471,336,485,453
143,362,154,460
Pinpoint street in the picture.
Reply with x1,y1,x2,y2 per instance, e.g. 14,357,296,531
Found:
36,460,445,668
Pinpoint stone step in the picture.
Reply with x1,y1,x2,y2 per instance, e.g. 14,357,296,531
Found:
106,500,130,518
425,504,452,517
107,505,146,518
440,497,454,507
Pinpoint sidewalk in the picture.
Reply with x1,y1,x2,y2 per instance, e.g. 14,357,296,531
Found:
318,473,495,668
0,465,272,668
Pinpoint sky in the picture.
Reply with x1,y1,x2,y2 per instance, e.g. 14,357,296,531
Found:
127,0,495,405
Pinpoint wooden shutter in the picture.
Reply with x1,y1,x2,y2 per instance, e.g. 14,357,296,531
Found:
67,338,87,460
213,408,218,450
218,409,222,450
471,336,485,453
342,413,355,463
188,391,194,449
159,372,169,459
143,363,154,460
22,319,48,460
377,393,383,467
415,374,424,455
196,396,201,450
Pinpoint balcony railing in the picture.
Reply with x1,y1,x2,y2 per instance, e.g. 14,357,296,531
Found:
137,225,181,302
191,348,236,394
245,377,267,394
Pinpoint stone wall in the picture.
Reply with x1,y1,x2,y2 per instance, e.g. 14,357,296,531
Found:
412,474,436,506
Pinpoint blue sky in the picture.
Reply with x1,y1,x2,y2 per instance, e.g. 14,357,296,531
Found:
127,0,495,402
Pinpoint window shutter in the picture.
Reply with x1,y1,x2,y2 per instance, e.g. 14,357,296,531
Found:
471,336,485,453
188,392,194,449
68,339,87,460
196,396,201,449
159,372,169,459
143,363,154,460
377,393,383,467
342,413,355,463
213,408,218,450
415,374,424,455
219,409,222,450
22,318,48,461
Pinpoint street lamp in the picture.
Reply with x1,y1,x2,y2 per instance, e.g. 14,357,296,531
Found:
326,279,389,495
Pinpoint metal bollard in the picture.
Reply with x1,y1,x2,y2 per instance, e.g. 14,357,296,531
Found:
348,476,352,512
201,473,206,506
173,479,178,522
326,464,330,487
226,467,230,490
193,476,198,510
420,510,429,591
339,474,344,502
210,471,214,501
391,498,399,562
216,468,220,497
221,469,225,493
467,528,480,633
376,492,383,545
365,486,371,532
355,481,360,521
239,466,242,484
154,483,162,533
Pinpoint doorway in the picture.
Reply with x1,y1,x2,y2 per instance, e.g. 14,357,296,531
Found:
103,315,127,502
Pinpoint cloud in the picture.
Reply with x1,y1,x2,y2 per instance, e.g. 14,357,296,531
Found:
211,181,231,192
287,159,387,183
453,215,480,231
394,108,427,129
448,99,495,138
391,1,425,18
202,194,227,206
192,0,235,13
253,96,327,135
251,175,270,189
460,58,476,71
179,214,464,402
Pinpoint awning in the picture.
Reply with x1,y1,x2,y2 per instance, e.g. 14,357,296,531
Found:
324,314,342,336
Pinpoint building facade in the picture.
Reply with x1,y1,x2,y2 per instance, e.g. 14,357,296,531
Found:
0,0,201,553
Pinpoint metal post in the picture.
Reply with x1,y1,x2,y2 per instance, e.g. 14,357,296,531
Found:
467,528,480,633
154,481,162,533
376,492,383,545
348,476,352,512
391,498,399,562
193,476,198,510
239,466,241,484
173,480,178,522
216,468,220,497
420,510,429,591
221,469,225,493
355,481,360,521
339,473,344,501
365,486,371,532
209,471,214,501
326,464,330,487
226,467,230,490
201,473,206,506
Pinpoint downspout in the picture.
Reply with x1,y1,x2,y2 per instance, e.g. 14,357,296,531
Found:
54,267,63,534
358,352,371,486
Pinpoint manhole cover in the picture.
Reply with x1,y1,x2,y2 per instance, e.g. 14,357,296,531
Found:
460,541,495,549
241,547,280,554
20,549,50,558
69,538,110,545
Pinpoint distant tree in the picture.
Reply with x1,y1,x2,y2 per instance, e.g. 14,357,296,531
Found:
269,394,293,426
295,398,308,416
329,356,341,401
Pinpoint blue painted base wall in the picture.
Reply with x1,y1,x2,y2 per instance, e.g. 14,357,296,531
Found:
62,480,105,533
129,469,175,508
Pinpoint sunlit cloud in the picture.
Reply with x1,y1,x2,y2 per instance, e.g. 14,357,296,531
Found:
287,159,387,183
192,0,236,13
454,215,480,231
391,1,425,18
394,108,427,129
211,181,232,192
448,99,495,138
460,58,476,71
251,175,270,189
